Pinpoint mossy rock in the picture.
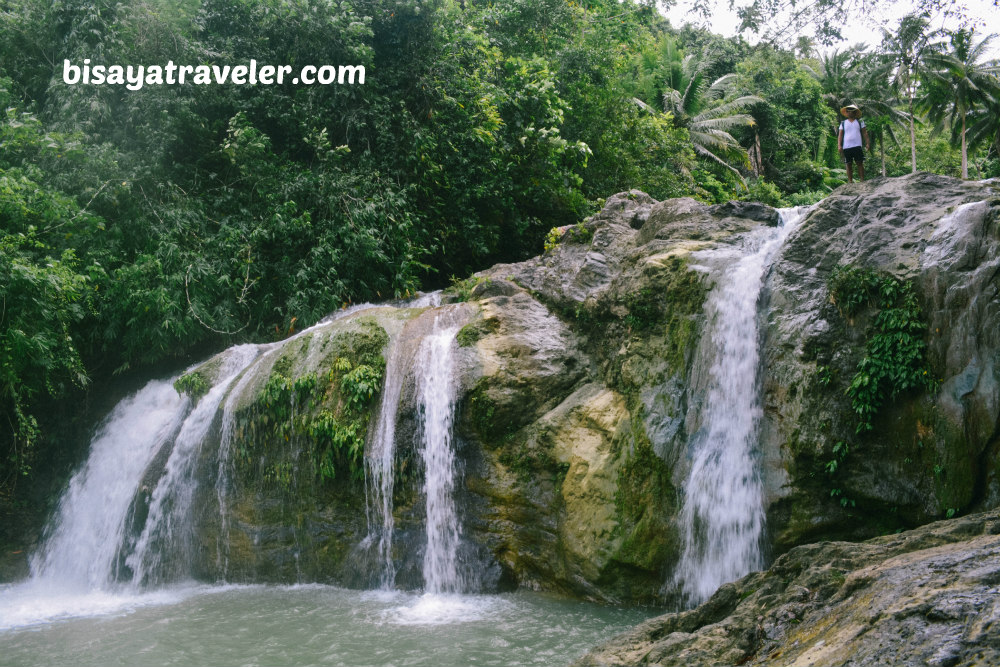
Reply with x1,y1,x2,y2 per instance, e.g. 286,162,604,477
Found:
457,317,501,347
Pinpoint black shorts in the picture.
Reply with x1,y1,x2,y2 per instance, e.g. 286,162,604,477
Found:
843,146,864,165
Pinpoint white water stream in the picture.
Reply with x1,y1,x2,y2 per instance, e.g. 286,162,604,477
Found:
415,310,465,594
126,345,261,586
29,381,188,589
673,207,809,606
366,327,412,590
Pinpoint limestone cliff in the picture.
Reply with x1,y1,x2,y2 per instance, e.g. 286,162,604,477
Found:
166,173,999,605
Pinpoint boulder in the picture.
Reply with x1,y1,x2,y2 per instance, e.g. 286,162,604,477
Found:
573,508,1000,667
761,174,1000,549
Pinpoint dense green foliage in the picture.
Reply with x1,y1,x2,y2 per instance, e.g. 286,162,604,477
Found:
233,322,387,486
828,265,936,433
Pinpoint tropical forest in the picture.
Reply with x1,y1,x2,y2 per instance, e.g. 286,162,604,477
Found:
1,0,999,664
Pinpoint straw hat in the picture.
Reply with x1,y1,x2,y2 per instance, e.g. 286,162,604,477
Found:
840,104,862,117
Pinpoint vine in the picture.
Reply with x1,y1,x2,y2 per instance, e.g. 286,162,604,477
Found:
818,266,939,512
828,265,936,433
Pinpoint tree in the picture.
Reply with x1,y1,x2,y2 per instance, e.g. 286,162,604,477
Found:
735,47,830,185
795,35,816,59
810,48,912,177
921,29,1000,179
853,56,913,177
879,13,936,174
714,0,969,47
636,49,761,182
966,93,1000,174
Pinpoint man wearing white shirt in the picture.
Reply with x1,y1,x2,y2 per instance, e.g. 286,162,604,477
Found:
837,104,870,183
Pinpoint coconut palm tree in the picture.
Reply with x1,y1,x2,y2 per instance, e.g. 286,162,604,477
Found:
966,94,1000,175
806,47,910,176
879,13,936,173
849,52,913,177
811,46,865,111
921,29,1000,179
634,50,763,182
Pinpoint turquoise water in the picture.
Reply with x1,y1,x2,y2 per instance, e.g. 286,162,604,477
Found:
0,584,655,666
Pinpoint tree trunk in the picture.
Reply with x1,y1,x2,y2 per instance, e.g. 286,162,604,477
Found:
961,114,968,180
750,129,763,177
880,134,886,177
908,91,917,174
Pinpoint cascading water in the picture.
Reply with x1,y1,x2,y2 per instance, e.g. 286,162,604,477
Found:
214,346,276,579
672,207,809,607
29,382,189,589
2,293,654,652
123,346,261,586
365,330,412,590
414,310,465,594
23,305,386,601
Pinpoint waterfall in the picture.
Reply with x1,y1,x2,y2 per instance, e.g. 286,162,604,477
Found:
123,346,261,586
673,207,809,607
29,382,189,589
414,310,465,594
366,330,412,590
27,344,263,591
215,348,272,579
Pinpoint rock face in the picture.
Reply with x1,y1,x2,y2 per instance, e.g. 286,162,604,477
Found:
161,174,999,605
572,508,1000,667
760,174,1000,550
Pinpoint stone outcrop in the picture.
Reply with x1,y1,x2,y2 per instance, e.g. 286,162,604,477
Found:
164,174,999,606
573,508,1000,667
760,174,1000,550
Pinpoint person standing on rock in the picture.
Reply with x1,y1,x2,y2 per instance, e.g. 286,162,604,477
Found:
838,104,870,183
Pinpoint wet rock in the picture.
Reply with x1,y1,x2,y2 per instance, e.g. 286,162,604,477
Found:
173,174,1000,606
761,173,1000,549
573,509,1000,667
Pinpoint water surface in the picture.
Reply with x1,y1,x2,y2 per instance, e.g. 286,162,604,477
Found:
0,584,655,666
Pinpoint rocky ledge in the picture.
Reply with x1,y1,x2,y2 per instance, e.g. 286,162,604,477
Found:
573,508,1000,667
152,173,999,606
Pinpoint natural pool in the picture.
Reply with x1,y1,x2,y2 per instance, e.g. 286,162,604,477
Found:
0,583,657,666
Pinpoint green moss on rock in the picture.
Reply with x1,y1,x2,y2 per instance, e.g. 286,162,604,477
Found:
612,420,678,573
457,317,501,347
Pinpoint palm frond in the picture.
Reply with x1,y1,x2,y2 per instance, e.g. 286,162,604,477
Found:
693,114,757,132
662,89,682,115
693,96,763,123
689,127,742,151
693,144,747,184
632,97,657,115
705,73,737,101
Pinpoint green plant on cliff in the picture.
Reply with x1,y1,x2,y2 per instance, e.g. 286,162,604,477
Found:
309,410,365,481
829,265,936,432
173,371,210,401
341,364,381,412
233,323,386,486
825,441,855,508
446,275,491,303
543,227,564,253
239,366,374,484
544,222,593,253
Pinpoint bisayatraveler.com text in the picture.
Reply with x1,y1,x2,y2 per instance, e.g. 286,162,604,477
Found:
63,59,366,90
